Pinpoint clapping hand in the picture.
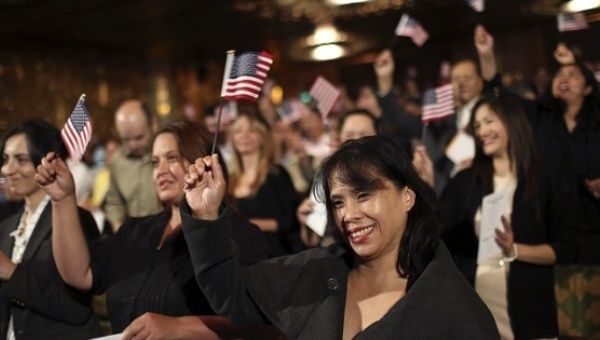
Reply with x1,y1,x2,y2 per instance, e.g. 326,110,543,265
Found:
183,154,226,220
34,152,75,203
495,215,515,258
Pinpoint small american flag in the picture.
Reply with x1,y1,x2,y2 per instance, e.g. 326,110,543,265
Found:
395,14,429,47
61,94,92,161
557,13,588,32
277,99,311,125
421,84,454,124
221,51,273,102
309,76,340,117
465,0,484,12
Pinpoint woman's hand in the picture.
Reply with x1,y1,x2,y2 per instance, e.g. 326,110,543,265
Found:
122,313,220,340
184,154,226,220
585,178,600,199
474,25,494,57
34,152,76,203
412,144,434,187
0,251,16,280
495,215,516,258
554,43,576,65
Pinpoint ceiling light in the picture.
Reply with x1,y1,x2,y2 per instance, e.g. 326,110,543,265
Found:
307,24,347,46
562,0,600,12
311,44,345,61
326,0,372,5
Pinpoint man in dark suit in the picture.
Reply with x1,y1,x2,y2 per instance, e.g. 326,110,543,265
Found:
422,59,484,195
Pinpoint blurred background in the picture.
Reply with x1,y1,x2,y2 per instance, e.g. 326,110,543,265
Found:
0,0,599,139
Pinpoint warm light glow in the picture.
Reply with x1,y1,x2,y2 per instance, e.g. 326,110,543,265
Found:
314,24,340,44
326,0,372,5
563,0,600,12
271,85,283,105
311,44,345,61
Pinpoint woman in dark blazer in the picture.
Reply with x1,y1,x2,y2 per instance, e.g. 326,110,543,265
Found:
181,136,499,339
0,119,101,339
36,121,268,338
439,94,565,339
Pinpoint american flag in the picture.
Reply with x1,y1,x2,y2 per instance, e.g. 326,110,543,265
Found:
465,0,484,12
395,14,429,47
61,94,92,161
277,99,311,125
221,51,273,102
557,13,588,32
309,76,340,117
421,84,455,124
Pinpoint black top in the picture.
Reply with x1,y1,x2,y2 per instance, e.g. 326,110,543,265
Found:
0,204,101,340
486,73,600,264
89,209,268,332
439,168,563,339
181,205,499,340
234,165,299,257
530,104,600,264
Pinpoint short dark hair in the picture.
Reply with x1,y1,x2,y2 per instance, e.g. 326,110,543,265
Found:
315,136,439,280
1,119,68,167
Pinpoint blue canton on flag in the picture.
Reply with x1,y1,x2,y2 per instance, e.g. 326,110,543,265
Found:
421,84,454,124
61,94,92,161
222,51,273,102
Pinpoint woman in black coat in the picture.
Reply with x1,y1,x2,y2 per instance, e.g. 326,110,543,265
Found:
440,94,563,339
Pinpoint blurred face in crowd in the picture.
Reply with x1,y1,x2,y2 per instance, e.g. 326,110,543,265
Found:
151,133,190,206
451,61,483,107
1,134,41,198
115,101,153,158
473,104,509,159
339,114,377,144
551,65,591,105
231,115,264,156
329,171,414,262
298,112,325,141
356,87,381,117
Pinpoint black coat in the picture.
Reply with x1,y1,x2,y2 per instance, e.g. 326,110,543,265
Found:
439,168,562,339
182,204,499,340
0,204,101,340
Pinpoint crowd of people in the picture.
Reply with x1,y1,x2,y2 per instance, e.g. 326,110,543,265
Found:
0,23,598,339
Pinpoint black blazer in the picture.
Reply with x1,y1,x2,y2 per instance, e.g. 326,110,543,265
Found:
0,203,102,340
439,168,561,339
182,204,499,340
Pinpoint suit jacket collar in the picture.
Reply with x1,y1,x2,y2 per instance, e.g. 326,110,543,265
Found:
21,203,51,262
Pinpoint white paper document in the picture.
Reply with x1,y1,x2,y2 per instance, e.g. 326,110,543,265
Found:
306,196,328,237
445,131,475,165
477,191,508,264
90,334,122,340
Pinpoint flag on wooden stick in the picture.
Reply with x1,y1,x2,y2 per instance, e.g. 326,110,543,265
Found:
61,94,92,161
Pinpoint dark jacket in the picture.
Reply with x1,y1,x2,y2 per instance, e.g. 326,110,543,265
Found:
0,203,101,340
439,168,565,339
181,203,499,340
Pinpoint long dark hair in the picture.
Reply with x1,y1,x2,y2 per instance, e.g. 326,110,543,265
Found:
315,136,439,280
469,94,539,200
544,61,600,129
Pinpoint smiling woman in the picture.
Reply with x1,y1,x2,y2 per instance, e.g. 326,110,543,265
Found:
181,135,499,339
35,120,269,338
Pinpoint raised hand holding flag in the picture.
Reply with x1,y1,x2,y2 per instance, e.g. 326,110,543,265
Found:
395,14,429,47
557,12,588,32
61,94,92,161
221,50,274,102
